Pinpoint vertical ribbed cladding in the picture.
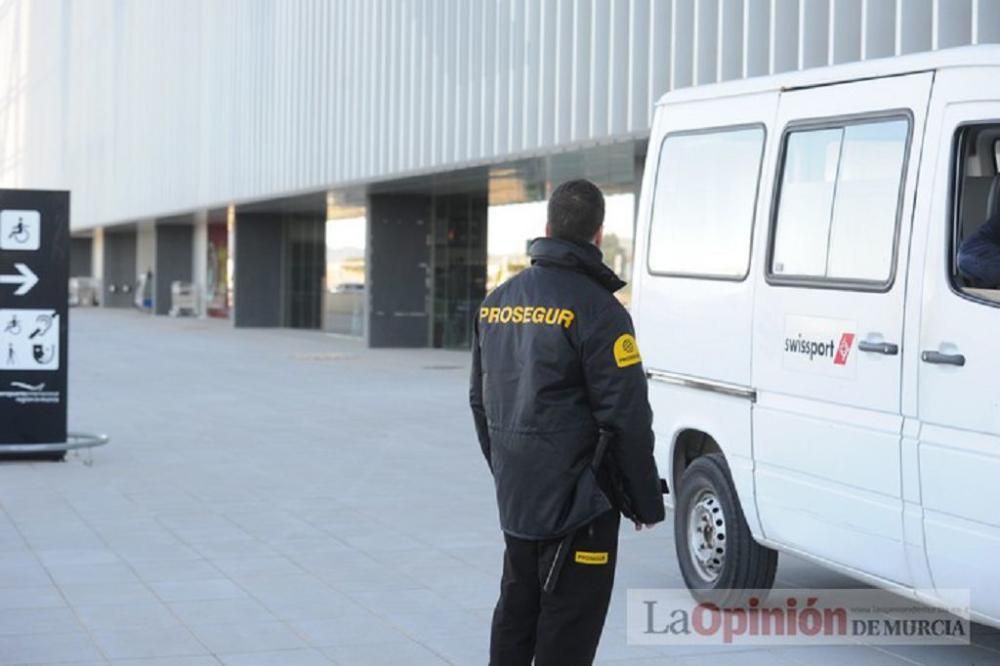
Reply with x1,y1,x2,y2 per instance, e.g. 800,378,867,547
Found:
0,0,997,229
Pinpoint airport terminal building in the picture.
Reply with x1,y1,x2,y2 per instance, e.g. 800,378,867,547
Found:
2,0,999,348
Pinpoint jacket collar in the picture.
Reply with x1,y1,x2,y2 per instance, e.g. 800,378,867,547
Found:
528,237,626,294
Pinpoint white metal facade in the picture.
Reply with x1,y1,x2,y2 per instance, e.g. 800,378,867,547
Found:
2,0,999,230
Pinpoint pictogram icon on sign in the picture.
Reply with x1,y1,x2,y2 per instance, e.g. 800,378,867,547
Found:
0,263,38,296
0,210,41,251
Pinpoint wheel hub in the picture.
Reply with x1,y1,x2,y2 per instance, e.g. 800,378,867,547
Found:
687,489,727,583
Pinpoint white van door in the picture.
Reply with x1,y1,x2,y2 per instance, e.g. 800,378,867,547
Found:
750,73,932,584
633,92,776,524
913,80,1000,623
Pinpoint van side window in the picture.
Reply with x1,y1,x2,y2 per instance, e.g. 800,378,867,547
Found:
770,118,909,287
952,124,1000,304
647,126,765,279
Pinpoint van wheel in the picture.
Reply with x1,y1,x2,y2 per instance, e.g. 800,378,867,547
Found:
674,453,777,606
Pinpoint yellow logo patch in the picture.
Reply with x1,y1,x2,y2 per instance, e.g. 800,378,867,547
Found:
575,551,609,565
613,334,641,368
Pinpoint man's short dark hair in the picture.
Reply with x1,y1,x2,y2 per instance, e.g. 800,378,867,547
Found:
547,179,605,243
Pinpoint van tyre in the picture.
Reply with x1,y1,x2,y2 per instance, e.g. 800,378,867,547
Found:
674,453,777,606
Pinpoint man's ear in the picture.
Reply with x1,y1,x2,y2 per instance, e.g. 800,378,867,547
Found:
593,225,604,247
545,223,552,238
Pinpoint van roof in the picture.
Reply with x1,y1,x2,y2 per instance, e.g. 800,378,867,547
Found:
656,45,1000,106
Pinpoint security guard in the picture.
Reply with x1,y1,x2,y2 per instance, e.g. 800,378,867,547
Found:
470,179,665,665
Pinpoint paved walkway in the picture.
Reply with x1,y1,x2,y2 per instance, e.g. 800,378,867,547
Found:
0,309,997,665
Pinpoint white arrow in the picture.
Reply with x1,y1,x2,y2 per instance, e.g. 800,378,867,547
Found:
0,263,39,296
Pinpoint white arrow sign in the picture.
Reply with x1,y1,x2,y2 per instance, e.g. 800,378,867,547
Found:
0,263,39,295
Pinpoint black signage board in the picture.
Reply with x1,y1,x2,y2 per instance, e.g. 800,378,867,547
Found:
0,190,69,446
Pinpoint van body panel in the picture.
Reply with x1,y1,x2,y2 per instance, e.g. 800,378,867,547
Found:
649,381,758,536
750,73,932,585
653,45,1000,107
752,395,902,497
636,48,1000,628
914,75,1000,624
636,92,778,388
634,91,779,539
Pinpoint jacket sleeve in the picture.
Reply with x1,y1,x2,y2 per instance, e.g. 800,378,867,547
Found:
581,304,665,525
469,318,492,471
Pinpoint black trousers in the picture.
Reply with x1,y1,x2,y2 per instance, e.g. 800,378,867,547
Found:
490,509,621,666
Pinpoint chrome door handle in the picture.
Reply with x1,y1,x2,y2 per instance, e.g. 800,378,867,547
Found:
858,341,899,356
921,351,966,367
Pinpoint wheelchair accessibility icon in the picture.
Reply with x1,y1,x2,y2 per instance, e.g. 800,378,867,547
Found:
0,210,41,251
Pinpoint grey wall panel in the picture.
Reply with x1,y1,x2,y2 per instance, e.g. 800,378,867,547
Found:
70,237,92,277
367,193,431,348
1,0,997,231
103,230,137,309
154,224,194,316
233,213,284,328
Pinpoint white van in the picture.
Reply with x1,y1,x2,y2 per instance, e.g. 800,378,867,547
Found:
632,45,1000,627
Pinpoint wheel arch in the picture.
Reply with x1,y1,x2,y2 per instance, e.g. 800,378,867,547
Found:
670,427,723,497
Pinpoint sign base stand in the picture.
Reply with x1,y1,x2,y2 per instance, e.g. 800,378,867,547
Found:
0,432,109,455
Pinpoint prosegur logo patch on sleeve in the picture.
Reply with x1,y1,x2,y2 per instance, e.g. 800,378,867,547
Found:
614,334,642,368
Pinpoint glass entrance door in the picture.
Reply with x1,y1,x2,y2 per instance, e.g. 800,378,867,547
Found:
431,193,487,349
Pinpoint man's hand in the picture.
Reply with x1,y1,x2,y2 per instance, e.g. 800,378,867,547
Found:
633,521,657,531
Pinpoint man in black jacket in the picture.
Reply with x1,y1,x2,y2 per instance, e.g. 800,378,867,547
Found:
470,179,665,666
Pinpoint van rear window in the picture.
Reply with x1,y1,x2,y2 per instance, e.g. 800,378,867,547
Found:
770,118,909,287
647,126,765,279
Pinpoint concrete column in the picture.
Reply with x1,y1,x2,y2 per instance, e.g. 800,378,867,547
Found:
192,210,209,316
91,227,104,282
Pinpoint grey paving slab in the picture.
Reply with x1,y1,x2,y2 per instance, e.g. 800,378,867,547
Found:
0,606,81,637
0,310,996,665
321,639,450,666
0,631,105,663
0,585,66,610
110,658,222,666
217,649,333,666
187,621,307,654
73,602,180,629
149,579,248,603
166,598,277,626
89,622,207,660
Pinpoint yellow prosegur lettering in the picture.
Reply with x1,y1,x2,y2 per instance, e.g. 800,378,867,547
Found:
557,309,575,329
479,306,576,328
574,551,609,565
613,333,642,368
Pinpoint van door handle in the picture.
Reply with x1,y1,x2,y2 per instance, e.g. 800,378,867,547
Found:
921,350,966,367
858,341,899,355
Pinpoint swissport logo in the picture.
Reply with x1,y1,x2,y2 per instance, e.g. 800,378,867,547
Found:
785,332,855,365
834,333,855,366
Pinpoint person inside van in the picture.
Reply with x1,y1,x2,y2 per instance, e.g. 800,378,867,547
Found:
958,210,1000,289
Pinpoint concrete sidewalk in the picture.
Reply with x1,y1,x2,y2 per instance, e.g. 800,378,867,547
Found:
0,309,997,665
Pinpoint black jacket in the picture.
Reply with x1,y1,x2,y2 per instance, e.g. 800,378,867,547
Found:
958,213,1000,288
470,237,665,539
